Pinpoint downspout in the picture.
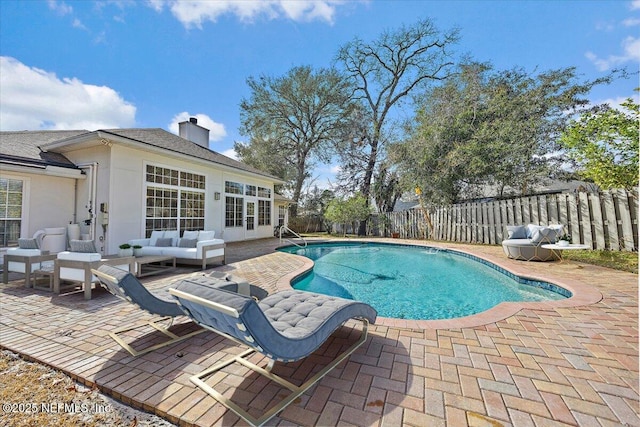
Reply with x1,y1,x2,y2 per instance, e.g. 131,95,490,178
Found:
77,162,98,241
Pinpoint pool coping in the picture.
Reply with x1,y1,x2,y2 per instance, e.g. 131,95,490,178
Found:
275,240,603,330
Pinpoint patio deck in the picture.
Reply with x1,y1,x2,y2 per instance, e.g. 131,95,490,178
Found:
1,237,638,426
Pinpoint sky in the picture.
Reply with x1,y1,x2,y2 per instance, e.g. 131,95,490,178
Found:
1,0,638,187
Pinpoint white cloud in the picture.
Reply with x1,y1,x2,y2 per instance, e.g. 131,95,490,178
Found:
168,112,227,142
72,18,88,30
0,56,136,131
148,0,345,28
47,0,73,16
586,36,640,71
631,0,640,10
221,148,239,160
622,17,640,26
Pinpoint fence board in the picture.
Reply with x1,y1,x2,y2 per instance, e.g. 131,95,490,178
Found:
539,196,548,225
530,196,539,224
579,192,593,248
615,189,634,251
548,194,559,224
589,193,606,250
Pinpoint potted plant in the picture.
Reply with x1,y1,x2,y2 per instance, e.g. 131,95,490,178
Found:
118,243,134,257
132,245,143,257
557,234,572,247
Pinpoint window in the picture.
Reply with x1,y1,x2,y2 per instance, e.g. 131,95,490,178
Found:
0,178,23,246
258,187,271,198
145,165,205,236
258,200,271,226
245,185,256,196
225,181,243,195
278,205,287,226
225,197,244,227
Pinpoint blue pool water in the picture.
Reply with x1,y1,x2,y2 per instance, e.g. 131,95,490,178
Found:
279,243,569,320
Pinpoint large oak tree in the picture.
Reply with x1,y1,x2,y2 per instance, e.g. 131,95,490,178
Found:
335,17,459,233
236,66,354,216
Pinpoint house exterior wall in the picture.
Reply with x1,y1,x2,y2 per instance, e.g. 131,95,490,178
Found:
63,141,275,254
1,170,76,240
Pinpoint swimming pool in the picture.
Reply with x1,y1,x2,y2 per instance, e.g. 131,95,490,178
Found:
279,242,570,320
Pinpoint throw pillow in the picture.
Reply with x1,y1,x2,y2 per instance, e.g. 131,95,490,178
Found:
506,225,527,239
18,238,39,249
178,238,197,248
70,240,98,253
198,230,215,241
526,224,544,239
155,237,173,247
530,227,557,244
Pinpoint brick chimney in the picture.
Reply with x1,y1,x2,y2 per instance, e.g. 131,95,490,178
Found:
178,117,210,148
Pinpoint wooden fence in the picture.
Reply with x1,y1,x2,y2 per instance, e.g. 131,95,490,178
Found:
378,189,638,251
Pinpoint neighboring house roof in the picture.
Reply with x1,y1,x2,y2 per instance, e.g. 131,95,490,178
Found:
1,128,283,183
0,130,84,168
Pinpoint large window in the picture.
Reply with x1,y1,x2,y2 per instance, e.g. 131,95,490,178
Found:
278,205,287,226
0,178,23,246
225,196,243,227
145,165,205,236
258,200,271,226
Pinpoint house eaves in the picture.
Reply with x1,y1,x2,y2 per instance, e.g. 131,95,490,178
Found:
42,128,285,184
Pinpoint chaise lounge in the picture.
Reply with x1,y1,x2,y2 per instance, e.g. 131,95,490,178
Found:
169,281,377,426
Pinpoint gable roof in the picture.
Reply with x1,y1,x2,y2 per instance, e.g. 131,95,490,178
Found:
1,128,283,183
41,128,283,182
0,130,84,168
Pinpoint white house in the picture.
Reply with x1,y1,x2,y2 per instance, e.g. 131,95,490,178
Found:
0,119,285,255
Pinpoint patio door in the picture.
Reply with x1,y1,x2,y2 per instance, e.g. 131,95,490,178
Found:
245,201,256,239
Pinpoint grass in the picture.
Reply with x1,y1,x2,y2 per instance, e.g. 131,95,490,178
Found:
563,249,638,273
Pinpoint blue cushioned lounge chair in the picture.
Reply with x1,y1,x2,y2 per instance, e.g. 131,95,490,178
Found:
169,280,377,427
92,266,267,356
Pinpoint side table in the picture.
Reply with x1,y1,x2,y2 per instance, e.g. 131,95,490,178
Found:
54,255,135,300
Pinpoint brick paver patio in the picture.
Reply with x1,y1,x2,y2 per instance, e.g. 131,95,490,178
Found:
1,237,638,426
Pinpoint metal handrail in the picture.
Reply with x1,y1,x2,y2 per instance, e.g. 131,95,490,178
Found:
279,225,308,248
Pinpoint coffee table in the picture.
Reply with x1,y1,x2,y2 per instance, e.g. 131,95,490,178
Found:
541,243,590,260
135,255,176,278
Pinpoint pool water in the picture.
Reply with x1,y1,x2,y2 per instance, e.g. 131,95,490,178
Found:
279,243,568,320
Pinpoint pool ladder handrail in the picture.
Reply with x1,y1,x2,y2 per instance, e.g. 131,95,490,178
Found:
279,225,308,248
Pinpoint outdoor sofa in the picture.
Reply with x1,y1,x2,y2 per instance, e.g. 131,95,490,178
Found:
501,223,564,262
128,230,225,270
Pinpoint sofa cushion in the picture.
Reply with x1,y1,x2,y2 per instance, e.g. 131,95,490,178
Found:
149,230,164,246
506,225,527,239
178,238,197,248
198,230,215,241
18,238,39,249
70,240,98,253
182,230,199,240
161,247,198,259
135,246,165,257
155,237,173,247
164,230,180,246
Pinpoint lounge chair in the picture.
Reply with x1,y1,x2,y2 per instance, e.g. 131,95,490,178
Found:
91,265,204,356
169,281,377,427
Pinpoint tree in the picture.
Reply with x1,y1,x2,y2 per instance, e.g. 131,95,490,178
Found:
335,17,459,234
560,98,639,189
236,66,354,216
392,62,620,204
324,194,371,236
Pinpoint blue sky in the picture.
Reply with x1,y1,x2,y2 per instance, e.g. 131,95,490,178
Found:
1,0,638,185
